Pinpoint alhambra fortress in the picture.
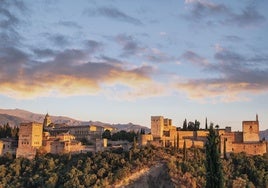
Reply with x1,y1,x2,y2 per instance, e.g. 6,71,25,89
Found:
141,114,267,156
0,114,267,159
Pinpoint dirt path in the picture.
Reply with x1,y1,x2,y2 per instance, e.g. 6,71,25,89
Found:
114,163,174,188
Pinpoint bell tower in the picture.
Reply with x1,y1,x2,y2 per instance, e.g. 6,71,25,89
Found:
43,113,51,127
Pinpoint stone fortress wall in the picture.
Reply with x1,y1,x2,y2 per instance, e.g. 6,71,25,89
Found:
141,115,268,156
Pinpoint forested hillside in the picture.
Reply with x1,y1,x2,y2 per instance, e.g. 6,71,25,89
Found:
0,146,268,187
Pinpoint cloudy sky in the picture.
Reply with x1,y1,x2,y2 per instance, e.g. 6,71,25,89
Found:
1,0,268,130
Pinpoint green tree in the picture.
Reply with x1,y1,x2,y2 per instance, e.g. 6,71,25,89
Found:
183,139,187,162
194,120,200,131
205,117,208,130
102,130,111,139
188,121,195,130
223,138,227,160
133,137,137,150
205,125,223,188
183,119,187,130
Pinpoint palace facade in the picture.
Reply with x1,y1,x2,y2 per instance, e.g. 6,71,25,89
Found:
16,114,112,159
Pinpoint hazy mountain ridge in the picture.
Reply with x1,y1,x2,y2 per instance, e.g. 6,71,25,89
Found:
260,129,268,140
0,109,150,132
0,114,28,127
0,109,82,126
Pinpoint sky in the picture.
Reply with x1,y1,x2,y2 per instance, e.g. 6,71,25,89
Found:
1,0,268,130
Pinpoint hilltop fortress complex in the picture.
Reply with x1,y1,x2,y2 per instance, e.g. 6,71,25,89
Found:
141,115,268,156
3,113,267,159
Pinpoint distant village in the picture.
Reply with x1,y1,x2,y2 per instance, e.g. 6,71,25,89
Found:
0,113,267,159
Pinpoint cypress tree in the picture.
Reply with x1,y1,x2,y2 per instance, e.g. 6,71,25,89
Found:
223,138,227,160
183,119,187,130
205,125,224,188
177,132,180,150
183,139,187,161
205,117,208,130
133,136,137,150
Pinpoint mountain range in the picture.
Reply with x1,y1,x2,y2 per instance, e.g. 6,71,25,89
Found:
0,108,150,133
1,109,267,139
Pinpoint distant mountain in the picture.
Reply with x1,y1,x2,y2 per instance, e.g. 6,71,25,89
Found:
0,114,28,127
0,109,150,132
260,129,268,141
0,109,83,127
110,123,150,133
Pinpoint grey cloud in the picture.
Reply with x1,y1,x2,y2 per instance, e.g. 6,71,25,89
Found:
214,49,245,63
32,48,57,58
0,6,19,28
184,1,265,28
223,35,243,43
84,40,103,53
213,48,268,68
0,44,153,98
0,29,21,47
0,1,26,47
183,1,229,22
57,21,82,29
98,55,123,67
0,47,29,81
185,0,228,22
115,33,178,63
146,51,177,64
179,48,268,100
115,34,145,57
84,6,142,26
48,34,70,47
0,0,26,28
226,5,266,27
98,7,142,25
182,50,208,66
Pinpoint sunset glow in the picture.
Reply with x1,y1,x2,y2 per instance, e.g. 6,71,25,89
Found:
1,0,268,130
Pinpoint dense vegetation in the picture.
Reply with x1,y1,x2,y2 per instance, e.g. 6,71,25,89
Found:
0,123,19,139
0,146,157,188
167,147,268,188
182,119,201,131
102,130,138,142
0,144,267,187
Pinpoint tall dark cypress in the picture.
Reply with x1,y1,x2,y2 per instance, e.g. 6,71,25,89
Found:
183,119,187,130
205,125,224,188
183,139,187,161
205,117,208,130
